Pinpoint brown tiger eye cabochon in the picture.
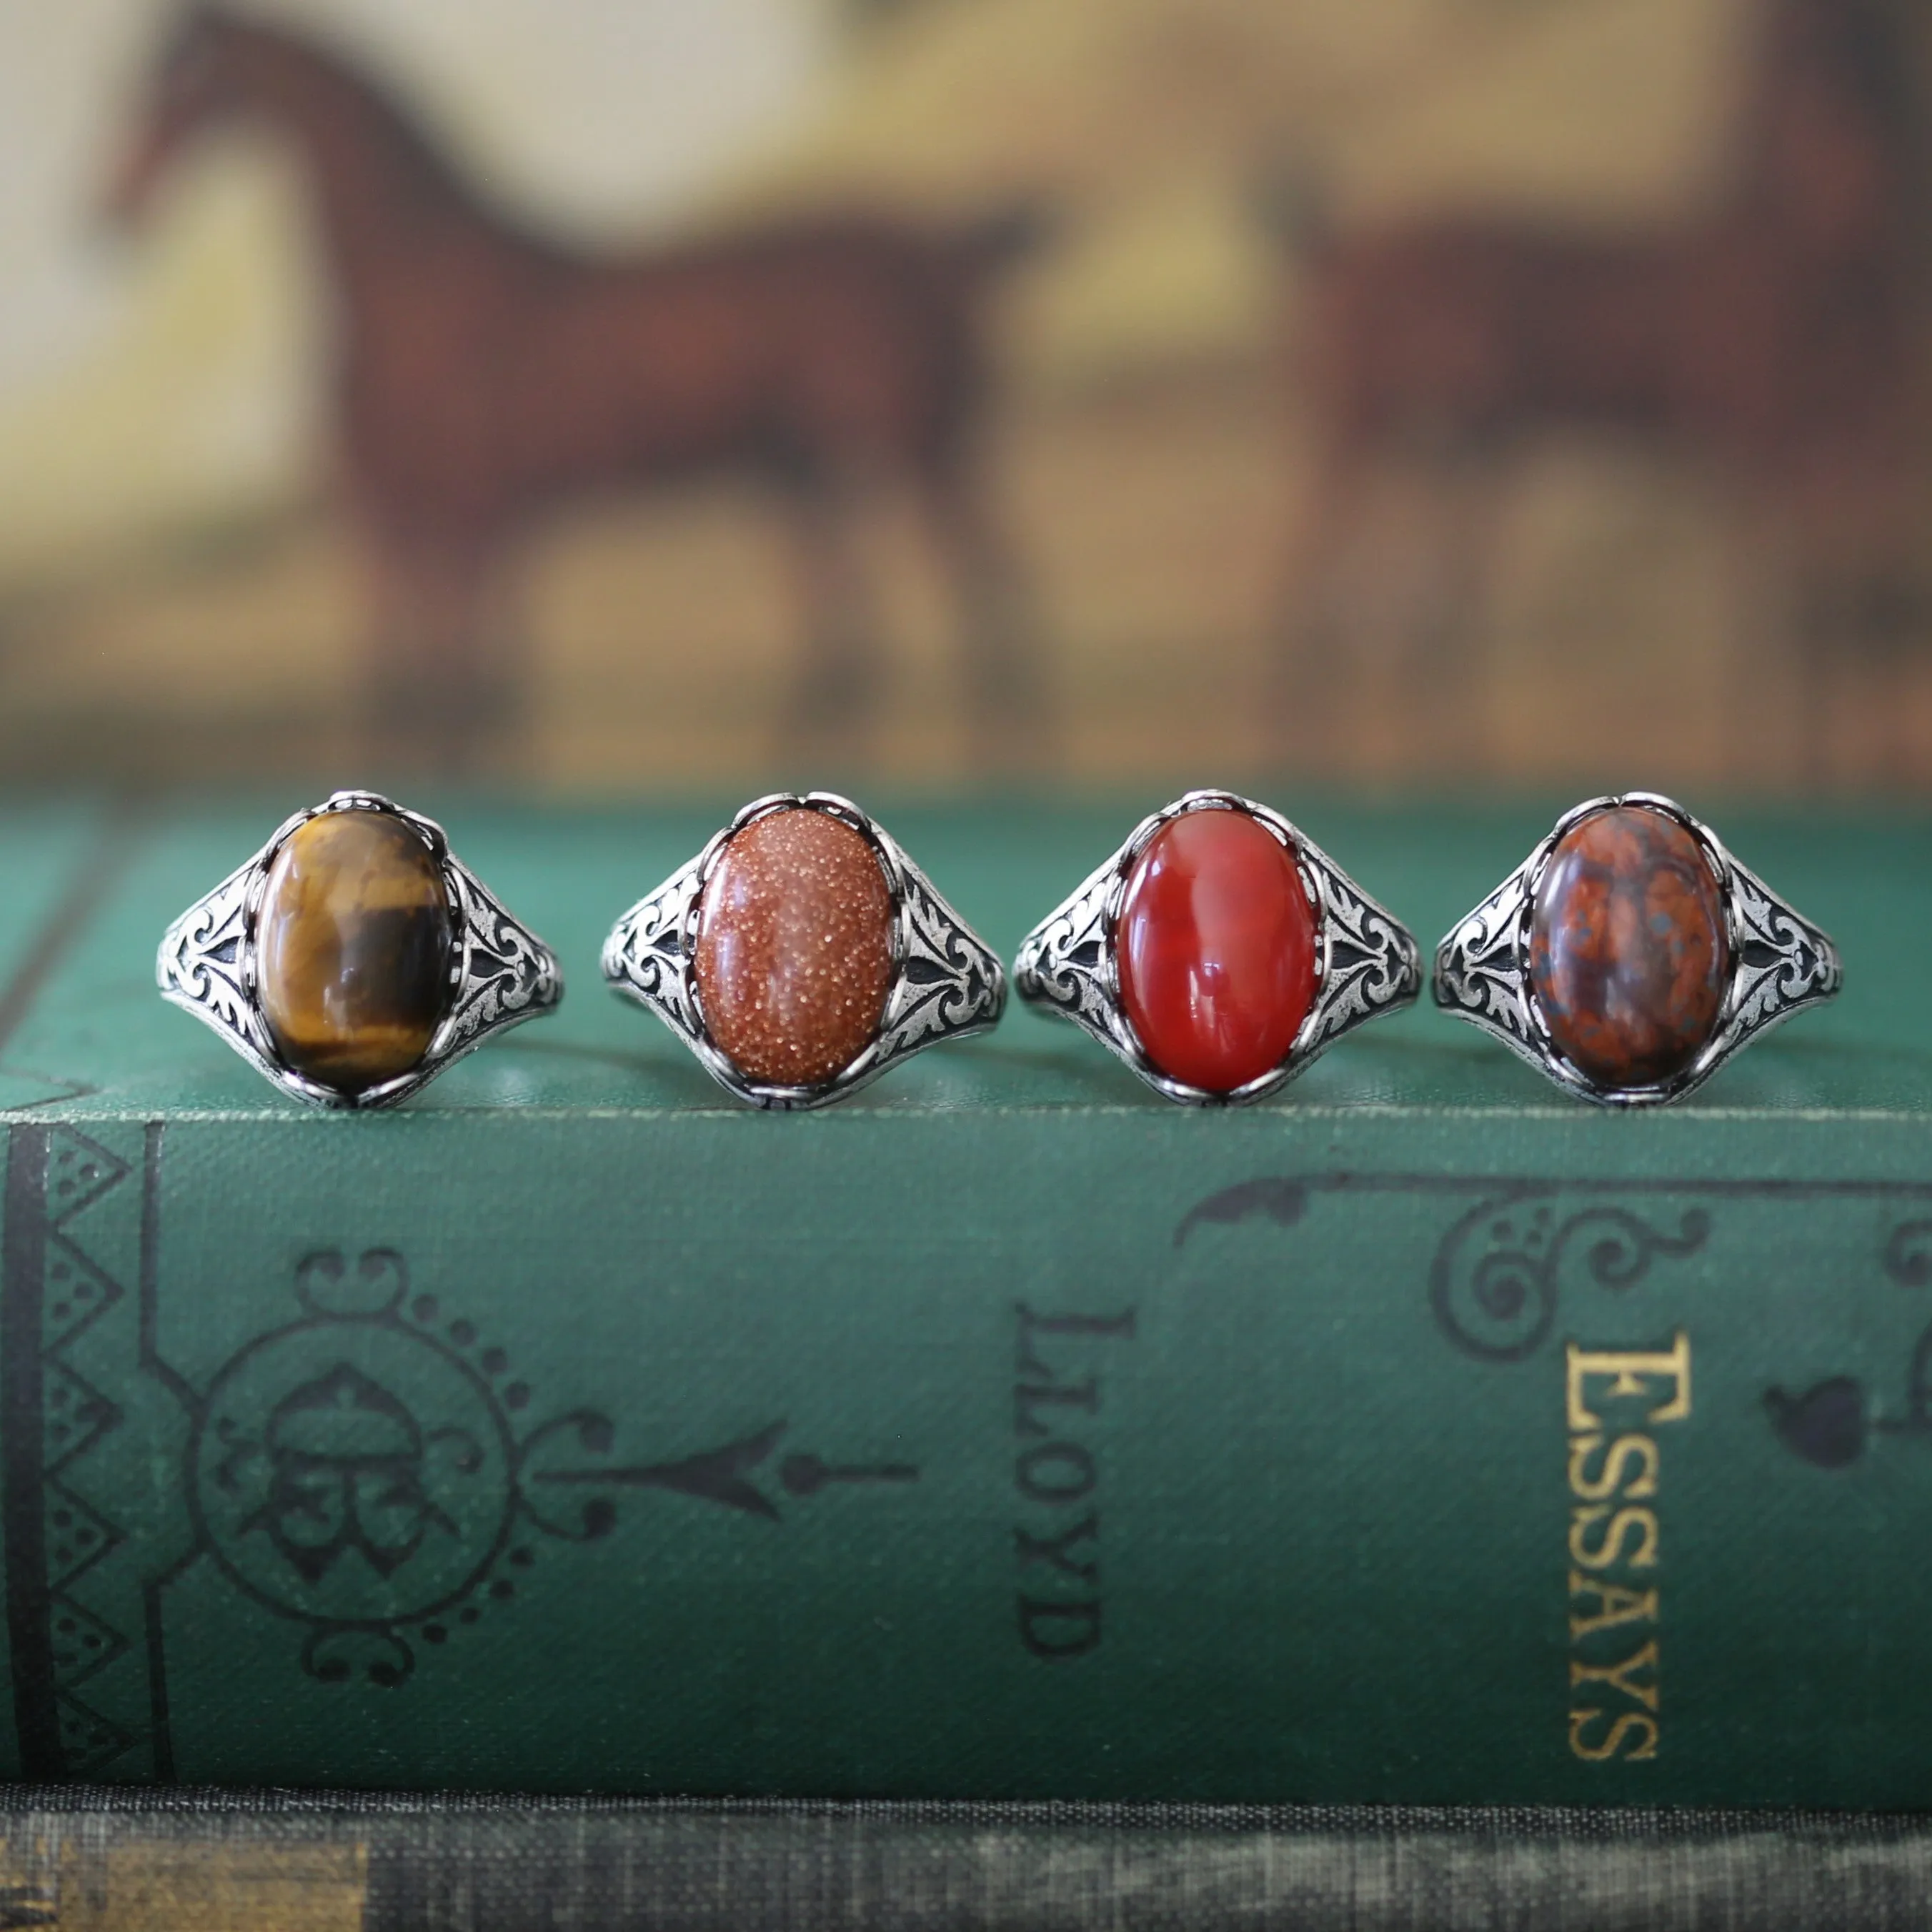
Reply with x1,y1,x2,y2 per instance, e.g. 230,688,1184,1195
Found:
1528,804,1731,1090
694,807,896,1088
257,808,455,1095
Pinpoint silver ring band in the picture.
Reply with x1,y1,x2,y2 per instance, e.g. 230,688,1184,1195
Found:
157,790,562,1109
602,791,1005,1109
1434,790,1842,1105
1015,790,1422,1105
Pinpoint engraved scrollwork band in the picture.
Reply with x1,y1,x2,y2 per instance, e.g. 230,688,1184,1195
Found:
1433,790,1842,1106
600,791,1005,1109
157,790,562,1109
1013,790,1423,1105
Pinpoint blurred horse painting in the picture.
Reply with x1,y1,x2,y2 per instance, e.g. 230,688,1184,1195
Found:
1276,0,1926,780
109,6,1045,766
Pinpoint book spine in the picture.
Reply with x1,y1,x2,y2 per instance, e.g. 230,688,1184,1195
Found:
4,1106,1932,1803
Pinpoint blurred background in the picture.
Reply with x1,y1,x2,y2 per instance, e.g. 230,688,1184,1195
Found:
2,0,1929,795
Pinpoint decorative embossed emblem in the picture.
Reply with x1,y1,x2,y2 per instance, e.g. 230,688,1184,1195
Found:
1430,1193,1710,1362
1766,1219,1932,1469
186,1248,917,1685
1175,1172,1711,1364
194,1282,512,1633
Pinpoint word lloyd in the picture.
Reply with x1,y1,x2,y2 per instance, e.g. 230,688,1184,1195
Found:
1565,1334,1692,1763
1013,1303,1137,1660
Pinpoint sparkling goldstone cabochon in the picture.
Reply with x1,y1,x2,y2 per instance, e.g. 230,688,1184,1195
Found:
693,806,895,1088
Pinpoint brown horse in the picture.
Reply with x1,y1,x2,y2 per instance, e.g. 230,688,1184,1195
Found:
108,6,1047,767
1275,0,1927,780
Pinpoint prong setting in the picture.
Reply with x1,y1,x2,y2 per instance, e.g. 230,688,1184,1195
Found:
1014,790,1422,1105
157,791,562,1109
601,792,1006,1110
1433,792,1842,1106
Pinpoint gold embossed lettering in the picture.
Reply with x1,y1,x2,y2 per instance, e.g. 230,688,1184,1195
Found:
1568,1433,1660,1501
1567,1335,1691,1431
1569,1640,1660,1712
1565,1333,1688,1764
1569,1710,1660,1761
1568,1505,1658,1570
1568,1571,1659,1640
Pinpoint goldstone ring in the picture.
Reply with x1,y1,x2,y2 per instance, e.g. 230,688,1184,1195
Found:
601,792,1006,1109
1013,790,1422,1105
157,791,562,1108
1433,791,1842,1106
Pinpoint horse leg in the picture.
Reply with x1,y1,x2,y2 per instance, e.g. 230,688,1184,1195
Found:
1857,569,1928,791
1733,487,1831,790
776,460,885,762
1270,434,1370,775
915,449,1048,772
462,536,529,750
1771,491,1913,793
1716,492,1784,790
1850,489,1930,790
1403,450,1503,780
1797,572,1842,792
364,531,502,775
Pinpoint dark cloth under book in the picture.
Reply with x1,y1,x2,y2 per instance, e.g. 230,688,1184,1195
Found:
6,1792,1932,1931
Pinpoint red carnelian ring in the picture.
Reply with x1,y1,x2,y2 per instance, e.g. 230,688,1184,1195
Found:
1014,792,1421,1104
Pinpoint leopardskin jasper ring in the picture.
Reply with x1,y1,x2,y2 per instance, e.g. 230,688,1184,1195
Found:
1433,792,1841,1105
601,792,1006,1108
157,792,562,1108
1013,790,1422,1104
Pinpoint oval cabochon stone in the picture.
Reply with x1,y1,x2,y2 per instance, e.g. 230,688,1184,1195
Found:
1116,807,1318,1093
1528,804,1730,1090
694,807,895,1088
258,809,454,1095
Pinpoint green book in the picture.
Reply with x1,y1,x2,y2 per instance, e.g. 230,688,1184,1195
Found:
0,795,1928,1803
